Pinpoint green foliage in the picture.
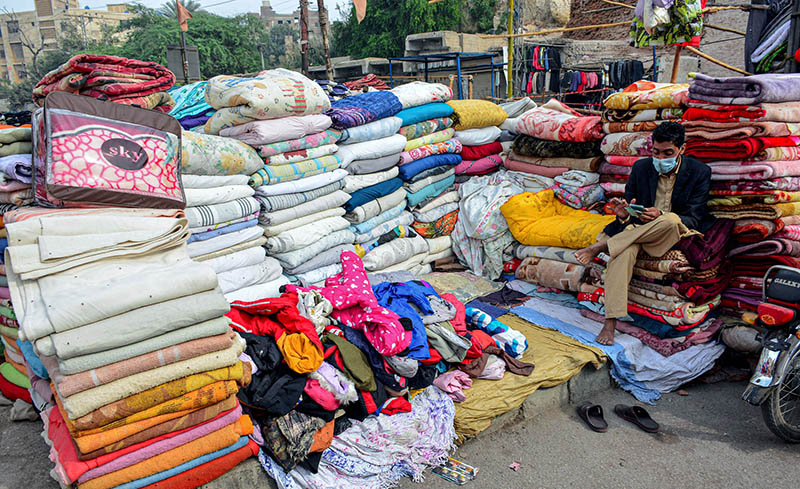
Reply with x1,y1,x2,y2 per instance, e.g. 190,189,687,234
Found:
158,0,202,18
0,77,35,110
263,24,300,70
467,0,498,33
331,0,464,59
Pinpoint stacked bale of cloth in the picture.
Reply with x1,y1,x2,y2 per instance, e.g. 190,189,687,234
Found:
32,54,176,112
0,125,34,208
685,72,800,316
5,208,257,489
180,129,283,302
168,81,215,130
448,99,509,177
599,81,688,197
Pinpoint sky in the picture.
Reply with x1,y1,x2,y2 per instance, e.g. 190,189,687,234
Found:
0,0,351,20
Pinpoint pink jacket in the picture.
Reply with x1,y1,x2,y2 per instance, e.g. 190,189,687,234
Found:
287,251,412,356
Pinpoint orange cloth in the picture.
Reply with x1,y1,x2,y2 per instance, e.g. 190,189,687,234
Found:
276,333,323,374
0,124,31,129
77,416,253,489
69,362,249,431
309,420,334,453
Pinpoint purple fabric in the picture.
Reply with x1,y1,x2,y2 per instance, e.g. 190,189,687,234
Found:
729,238,800,258
722,287,761,307
314,362,352,398
178,113,212,129
676,219,734,270
0,154,32,183
689,73,800,105
325,92,402,129
598,162,633,176
76,404,243,483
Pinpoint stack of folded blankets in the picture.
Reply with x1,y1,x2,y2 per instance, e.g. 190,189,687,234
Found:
5,207,257,489
598,80,689,198
449,99,508,177
32,54,176,112
685,72,800,315
168,81,215,130
0,125,34,208
599,81,688,197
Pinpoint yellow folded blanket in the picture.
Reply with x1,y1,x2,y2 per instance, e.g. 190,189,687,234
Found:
446,100,508,130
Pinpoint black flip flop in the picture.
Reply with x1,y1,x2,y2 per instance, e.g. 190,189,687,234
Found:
614,404,659,433
576,402,608,433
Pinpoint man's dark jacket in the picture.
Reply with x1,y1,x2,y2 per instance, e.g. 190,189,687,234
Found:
603,156,715,237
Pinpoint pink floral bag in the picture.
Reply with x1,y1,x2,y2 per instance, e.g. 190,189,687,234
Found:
33,92,185,208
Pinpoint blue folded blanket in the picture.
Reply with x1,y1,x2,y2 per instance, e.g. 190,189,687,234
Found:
188,219,259,244
407,175,455,207
326,92,403,129
398,153,461,181
344,177,403,212
396,103,455,127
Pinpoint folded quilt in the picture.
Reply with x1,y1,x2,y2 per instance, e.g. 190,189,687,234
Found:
689,73,800,105
189,210,256,236
346,152,403,175
407,175,456,207
0,154,33,183
284,244,355,275
192,236,266,262
369,251,428,274
504,157,567,177
683,120,800,140
353,211,414,244
0,141,31,156
257,129,342,158
249,154,341,187
181,131,263,176
414,189,459,214
399,117,453,140
512,135,602,158
601,132,653,156
255,168,347,197
604,155,641,166
337,134,407,168
602,107,683,122
513,103,604,142
261,206,345,237
343,167,398,193
340,116,402,145
459,141,503,160
187,226,263,258
266,144,338,166
182,174,250,189
405,168,455,194
396,103,454,127
294,263,342,286
218,114,331,146
710,203,780,220
271,229,355,269
446,100,508,130
553,183,605,209
399,139,462,164
204,69,330,134
508,151,601,171
259,190,349,227
730,239,800,258
362,235,429,271
602,121,664,133
391,81,452,109
326,91,402,129
455,126,502,146
685,136,800,162
168,81,212,119
604,81,689,110
398,153,461,181
265,216,350,253
599,162,634,176
345,187,407,224
185,186,254,207
0,188,32,206
414,202,459,223
184,197,259,228
225,277,290,303
684,100,800,123
218,258,283,294
350,200,406,234
405,129,455,152
516,257,586,292
555,170,600,188
344,177,403,212
454,154,503,175
32,54,175,107
203,246,267,274
0,127,31,143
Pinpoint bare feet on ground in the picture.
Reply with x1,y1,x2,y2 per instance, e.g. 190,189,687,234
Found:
575,241,609,265
595,319,616,346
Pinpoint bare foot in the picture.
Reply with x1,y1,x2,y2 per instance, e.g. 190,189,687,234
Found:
575,240,608,265
595,319,616,346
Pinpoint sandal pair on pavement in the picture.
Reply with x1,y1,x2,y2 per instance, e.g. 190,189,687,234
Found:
576,402,659,433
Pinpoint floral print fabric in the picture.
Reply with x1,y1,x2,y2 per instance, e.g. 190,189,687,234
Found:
181,131,264,176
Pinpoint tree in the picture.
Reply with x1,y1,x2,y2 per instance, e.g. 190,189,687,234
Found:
331,0,464,59
158,0,202,18
263,24,300,70
1,9,47,79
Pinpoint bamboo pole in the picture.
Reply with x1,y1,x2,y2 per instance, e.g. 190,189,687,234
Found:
507,0,514,98
598,0,634,9
670,45,682,83
481,20,630,39
705,23,746,36
684,46,752,75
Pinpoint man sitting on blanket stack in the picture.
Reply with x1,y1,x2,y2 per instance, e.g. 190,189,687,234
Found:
576,121,715,345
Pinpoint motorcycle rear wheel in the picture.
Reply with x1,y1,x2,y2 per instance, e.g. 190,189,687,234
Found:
762,346,800,443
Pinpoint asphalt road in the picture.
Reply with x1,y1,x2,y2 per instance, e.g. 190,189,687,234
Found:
1,381,798,489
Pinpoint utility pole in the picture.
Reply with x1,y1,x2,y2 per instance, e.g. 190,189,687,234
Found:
317,0,334,81
507,0,513,98
300,0,309,77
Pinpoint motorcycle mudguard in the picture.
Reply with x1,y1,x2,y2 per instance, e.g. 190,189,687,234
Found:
743,335,800,405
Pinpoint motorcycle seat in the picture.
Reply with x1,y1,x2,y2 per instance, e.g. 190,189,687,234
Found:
766,267,800,306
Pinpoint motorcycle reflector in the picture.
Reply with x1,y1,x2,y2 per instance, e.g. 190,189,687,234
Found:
758,302,796,326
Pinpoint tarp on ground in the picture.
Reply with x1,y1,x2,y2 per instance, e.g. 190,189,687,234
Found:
454,313,606,441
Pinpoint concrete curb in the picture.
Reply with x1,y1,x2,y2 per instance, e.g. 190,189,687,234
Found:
202,364,613,488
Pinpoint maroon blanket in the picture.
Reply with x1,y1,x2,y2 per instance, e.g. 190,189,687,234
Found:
33,54,175,108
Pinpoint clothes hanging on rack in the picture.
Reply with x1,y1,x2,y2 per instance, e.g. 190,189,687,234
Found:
606,60,645,90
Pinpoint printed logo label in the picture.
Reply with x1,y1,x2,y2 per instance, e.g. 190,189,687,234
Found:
101,138,148,170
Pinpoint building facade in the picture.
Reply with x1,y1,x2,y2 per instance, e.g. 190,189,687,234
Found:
0,0,134,82
258,0,322,40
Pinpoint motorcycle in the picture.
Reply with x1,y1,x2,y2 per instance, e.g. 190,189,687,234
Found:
742,265,800,443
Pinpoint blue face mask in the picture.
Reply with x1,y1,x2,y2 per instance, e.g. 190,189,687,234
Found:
653,156,678,174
